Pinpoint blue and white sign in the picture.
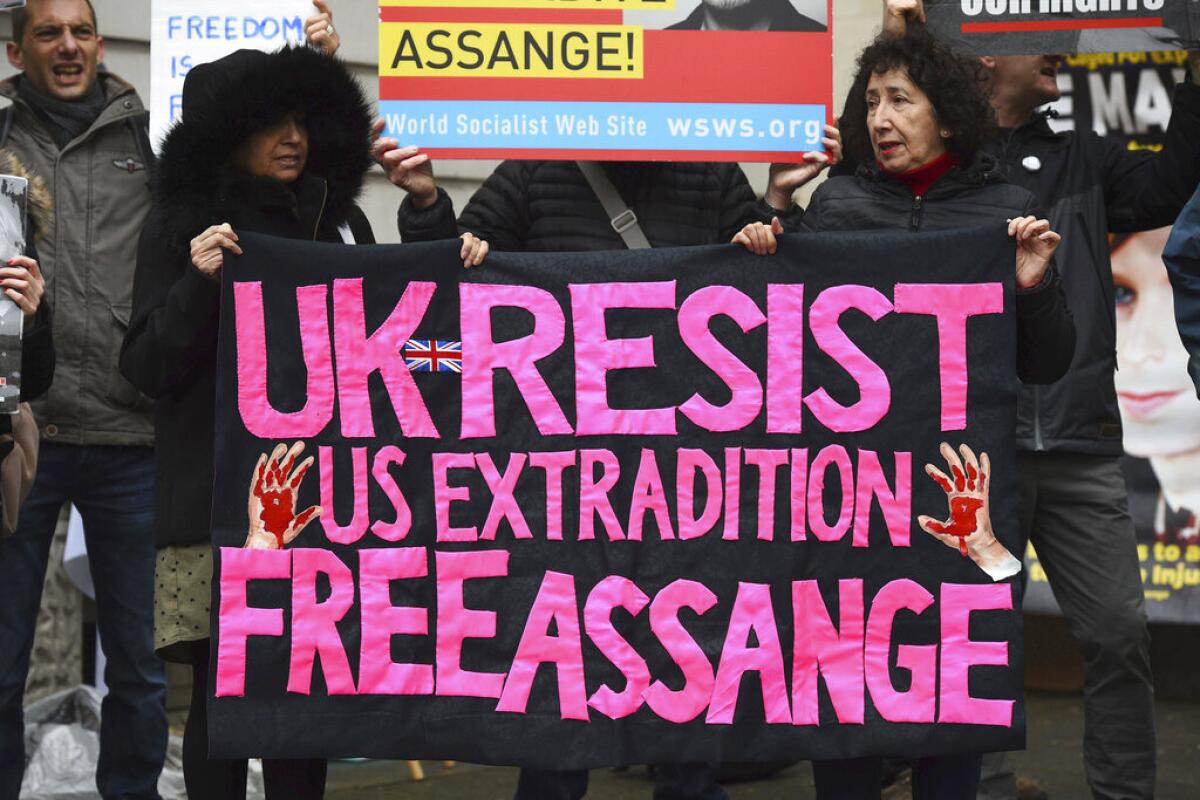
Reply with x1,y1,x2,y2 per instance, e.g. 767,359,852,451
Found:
150,0,311,151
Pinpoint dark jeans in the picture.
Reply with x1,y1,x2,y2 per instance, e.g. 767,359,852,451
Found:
183,640,326,800
0,443,166,800
978,453,1154,800
813,755,983,799
515,764,727,800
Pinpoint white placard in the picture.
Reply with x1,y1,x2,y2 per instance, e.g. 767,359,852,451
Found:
150,0,313,152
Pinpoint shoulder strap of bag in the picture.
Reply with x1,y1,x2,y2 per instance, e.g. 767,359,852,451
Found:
576,160,652,249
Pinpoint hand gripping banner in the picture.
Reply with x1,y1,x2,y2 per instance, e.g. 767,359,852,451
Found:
209,227,1026,765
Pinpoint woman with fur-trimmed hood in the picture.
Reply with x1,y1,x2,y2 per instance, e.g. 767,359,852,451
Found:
119,44,373,799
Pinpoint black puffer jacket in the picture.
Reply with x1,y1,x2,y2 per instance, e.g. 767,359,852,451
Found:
803,153,1075,386
120,46,374,549
399,160,791,250
982,81,1200,454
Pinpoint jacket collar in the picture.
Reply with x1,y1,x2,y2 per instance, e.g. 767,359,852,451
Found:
0,72,144,148
855,150,1004,198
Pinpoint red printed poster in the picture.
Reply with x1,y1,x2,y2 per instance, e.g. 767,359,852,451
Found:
377,0,833,161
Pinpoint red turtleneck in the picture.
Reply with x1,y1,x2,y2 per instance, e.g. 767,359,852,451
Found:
882,151,960,198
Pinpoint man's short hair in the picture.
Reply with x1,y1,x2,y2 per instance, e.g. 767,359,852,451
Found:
11,0,99,44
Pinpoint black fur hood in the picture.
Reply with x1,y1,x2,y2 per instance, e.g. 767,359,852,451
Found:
154,46,372,252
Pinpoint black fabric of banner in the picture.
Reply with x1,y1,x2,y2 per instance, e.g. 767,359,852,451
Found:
208,227,1025,765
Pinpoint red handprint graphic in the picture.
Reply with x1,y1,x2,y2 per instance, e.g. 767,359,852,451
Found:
243,441,322,550
918,442,1022,582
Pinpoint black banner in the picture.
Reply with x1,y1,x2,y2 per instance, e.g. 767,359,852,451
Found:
925,0,1199,56
208,227,1026,764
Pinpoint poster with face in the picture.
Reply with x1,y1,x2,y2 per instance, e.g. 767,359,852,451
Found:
1022,52,1200,623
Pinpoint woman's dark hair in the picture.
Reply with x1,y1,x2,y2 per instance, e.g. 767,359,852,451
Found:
840,29,996,167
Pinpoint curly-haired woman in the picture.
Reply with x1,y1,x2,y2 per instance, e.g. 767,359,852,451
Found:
735,29,1076,799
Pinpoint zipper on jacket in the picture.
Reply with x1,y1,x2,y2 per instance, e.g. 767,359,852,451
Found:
1033,384,1045,451
910,195,924,231
312,179,329,241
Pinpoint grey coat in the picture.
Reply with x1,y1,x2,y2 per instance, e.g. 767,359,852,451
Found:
0,73,154,446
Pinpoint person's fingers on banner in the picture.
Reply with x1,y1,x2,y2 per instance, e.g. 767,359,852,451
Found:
190,223,242,278
1009,216,1060,288
459,233,489,268
2,256,44,317
305,0,340,57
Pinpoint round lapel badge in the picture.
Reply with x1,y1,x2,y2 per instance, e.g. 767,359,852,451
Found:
1022,155,1042,173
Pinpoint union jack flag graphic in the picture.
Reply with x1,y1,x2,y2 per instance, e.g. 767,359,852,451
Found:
403,339,462,373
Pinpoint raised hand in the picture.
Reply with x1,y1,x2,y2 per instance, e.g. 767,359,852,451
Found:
305,0,340,56
765,123,842,209
883,0,925,37
244,442,322,550
918,442,1022,581
1008,215,1061,290
371,118,438,208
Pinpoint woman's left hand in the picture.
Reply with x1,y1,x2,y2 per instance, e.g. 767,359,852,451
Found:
1,256,44,320
305,0,340,56
1009,215,1061,289
732,217,784,256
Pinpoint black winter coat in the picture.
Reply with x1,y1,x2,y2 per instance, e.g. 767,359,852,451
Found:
398,160,791,250
802,154,1075,386
981,82,1200,454
119,45,376,549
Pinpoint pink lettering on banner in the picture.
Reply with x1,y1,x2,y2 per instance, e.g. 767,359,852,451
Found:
287,549,356,695
627,449,676,541
358,548,433,696
938,583,1014,727
530,451,576,541
234,282,334,439
766,284,805,434
677,448,722,541
789,448,809,541
853,450,912,548
585,576,652,720
370,446,412,542
678,286,766,432
745,449,789,541
432,452,478,543
792,579,865,726
893,283,1004,431
708,583,790,724
435,550,509,698
497,571,589,721
644,579,718,723
460,284,572,438
808,446,855,542
216,547,291,698
722,447,741,541
570,281,678,436
319,446,370,545
805,286,893,433
331,278,438,438
865,579,936,723
579,449,625,541
477,453,533,541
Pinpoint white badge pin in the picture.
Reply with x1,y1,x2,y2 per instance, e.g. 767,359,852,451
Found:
1022,155,1042,173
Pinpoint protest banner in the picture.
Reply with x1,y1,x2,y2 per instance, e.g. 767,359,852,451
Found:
150,0,311,150
1020,50,1200,624
924,0,1199,56
207,227,1027,763
376,0,833,162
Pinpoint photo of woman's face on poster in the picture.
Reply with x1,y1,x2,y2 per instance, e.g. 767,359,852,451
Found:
1112,227,1200,459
